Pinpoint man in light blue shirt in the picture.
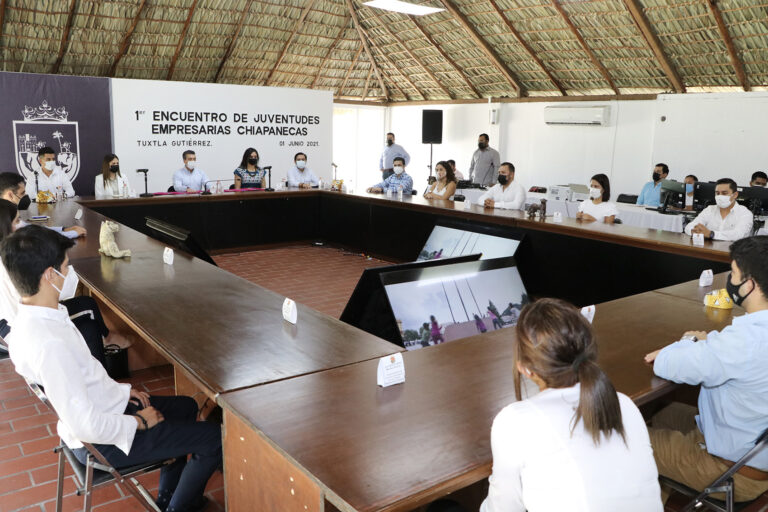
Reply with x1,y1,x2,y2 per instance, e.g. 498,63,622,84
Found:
367,157,413,195
172,150,210,192
379,133,410,181
645,235,768,503
286,152,319,189
636,163,669,207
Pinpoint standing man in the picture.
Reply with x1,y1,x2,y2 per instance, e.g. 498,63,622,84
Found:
750,171,767,187
172,150,210,193
636,163,669,207
379,133,410,181
469,134,501,187
684,178,753,241
476,162,526,210
26,147,76,199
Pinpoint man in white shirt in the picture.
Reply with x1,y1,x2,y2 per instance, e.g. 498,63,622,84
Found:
286,152,319,189
684,178,753,241
172,150,210,193
2,225,221,512
476,162,526,210
469,134,501,186
379,133,410,181
26,146,76,199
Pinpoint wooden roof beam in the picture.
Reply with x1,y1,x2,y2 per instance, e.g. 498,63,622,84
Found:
488,0,565,96
371,38,426,100
109,0,148,77
409,15,482,98
265,0,317,85
51,0,78,74
621,0,685,93
361,66,373,100
370,13,453,99
438,0,522,97
214,0,253,83
336,44,364,99
706,0,749,91
0,0,7,53
549,0,618,95
167,0,198,80
311,18,350,89
345,0,389,100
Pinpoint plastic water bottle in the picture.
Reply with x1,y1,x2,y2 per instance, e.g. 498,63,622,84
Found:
318,178,324,190
386,187,393,198
122,183,128,198
397,185,404,200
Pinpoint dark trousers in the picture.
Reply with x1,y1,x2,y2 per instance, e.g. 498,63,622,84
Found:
61,296,108,367
75,395,222,512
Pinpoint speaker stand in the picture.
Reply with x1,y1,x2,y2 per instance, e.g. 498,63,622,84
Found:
427,143,434,183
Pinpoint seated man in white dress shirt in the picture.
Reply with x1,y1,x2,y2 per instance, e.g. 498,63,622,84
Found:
172,150,210,193
476,162,526,210
684,178,753,241
26,146,76,199
2,225,221,512
286,152,319,189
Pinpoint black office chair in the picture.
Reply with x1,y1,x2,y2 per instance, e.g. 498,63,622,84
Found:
617,194,638,204
0,319,9,355
662,426,768,512
26,380,173,512
167,186,175,192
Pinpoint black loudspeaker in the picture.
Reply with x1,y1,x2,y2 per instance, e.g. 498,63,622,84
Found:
422,109,443,144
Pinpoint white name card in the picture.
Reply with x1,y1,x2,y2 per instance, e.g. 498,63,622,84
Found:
692,233,705,247
553,211,563,223
282,298,298,324
377,353,405,387
74,208,83,220
163,247,174,265
699,269,714,287
580,305,595,324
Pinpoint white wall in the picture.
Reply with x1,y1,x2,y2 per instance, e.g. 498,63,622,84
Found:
334,92,768,199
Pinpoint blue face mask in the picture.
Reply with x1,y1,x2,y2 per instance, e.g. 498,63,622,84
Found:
685,183,694,194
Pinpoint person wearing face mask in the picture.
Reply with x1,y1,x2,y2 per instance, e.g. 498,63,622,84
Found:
576,173,617,224
234,147,266,189
469,134,501,187
636,163,669,207
0,172,85,239
379,133,410,181
683,174,698,210
2,225,222,512
684,178,753,241
424,161,457,200
750,171,767,188
26,146,76,199
645,236,768,505
367,157,413,195
475,162,526,210
95,154,134,199
173,150,210,192
286,152,319,189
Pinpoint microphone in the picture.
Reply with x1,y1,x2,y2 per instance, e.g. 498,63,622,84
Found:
135,169,152,197
331,163,338,168
201,178,235,195
263,166,274,191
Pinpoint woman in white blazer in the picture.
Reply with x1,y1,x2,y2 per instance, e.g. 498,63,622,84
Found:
94,154,134,199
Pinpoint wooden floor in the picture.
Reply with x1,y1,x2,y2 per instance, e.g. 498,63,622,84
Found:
0,245,389,511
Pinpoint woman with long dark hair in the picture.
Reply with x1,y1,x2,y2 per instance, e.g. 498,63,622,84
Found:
234,147,266,189
94,154,133,199
481,298,661,511
424,161,457,200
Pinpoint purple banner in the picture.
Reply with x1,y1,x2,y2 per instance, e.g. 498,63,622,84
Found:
0,71,112,196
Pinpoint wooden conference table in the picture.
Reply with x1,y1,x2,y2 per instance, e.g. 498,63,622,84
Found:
26,191,735,511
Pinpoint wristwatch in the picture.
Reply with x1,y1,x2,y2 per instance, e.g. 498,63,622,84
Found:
709,231,715,240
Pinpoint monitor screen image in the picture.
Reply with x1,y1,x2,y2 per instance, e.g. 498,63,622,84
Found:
417,224,520,261
381,257,529,350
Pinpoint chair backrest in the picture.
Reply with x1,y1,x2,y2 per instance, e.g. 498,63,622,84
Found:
617,193,638,204
167,185,175,193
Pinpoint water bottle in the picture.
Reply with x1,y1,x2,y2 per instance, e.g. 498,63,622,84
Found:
386,187,393,198
397,185,403,200
122,183,128,198
318,178,324,190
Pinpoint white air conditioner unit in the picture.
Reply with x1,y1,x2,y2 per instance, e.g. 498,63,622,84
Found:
543,106,609,126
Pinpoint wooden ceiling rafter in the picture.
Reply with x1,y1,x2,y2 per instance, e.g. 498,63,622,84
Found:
0,0,7,54
214,0,254,83
549,0,619,95
51,0,78,74
705,0,749,91
361,65,373,99
265,0,318,86
487,0,565,96
167,0,199,80
336,44,364,98
310,17,351,89
345,0,389,100
438,0,523,97
621,0,685,93
371,37,427,100
109,0,148,77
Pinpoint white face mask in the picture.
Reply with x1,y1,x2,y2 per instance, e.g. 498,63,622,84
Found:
589,187,602,199
186,161,196,170
715,194,733,209
296,160,306,170
51,265,79,302
393,166,404,175
44,161,56,171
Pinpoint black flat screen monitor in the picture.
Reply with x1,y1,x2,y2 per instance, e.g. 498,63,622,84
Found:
416,220,522,261
659,179,685,211
380,256,530,350
739,186,768,214
144,217,217,266
694,182,717,210
340,254,481,344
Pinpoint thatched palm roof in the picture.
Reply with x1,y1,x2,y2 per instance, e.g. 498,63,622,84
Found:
0,0,765,102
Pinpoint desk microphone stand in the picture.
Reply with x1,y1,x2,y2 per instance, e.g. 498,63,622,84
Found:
264,166,274,191
137,169,152,197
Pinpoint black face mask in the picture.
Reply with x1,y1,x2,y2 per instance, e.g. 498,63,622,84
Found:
478,142,487,150
652,172,661,182
248,158,258,166
110,164,120,173
386,140,393,146
497,175,508,186
726,272,753,307
18,194,31,210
